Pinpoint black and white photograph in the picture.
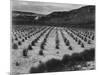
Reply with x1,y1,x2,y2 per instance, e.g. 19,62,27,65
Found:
11,0,95,74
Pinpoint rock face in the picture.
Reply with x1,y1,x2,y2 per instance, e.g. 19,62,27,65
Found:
37,5,95,28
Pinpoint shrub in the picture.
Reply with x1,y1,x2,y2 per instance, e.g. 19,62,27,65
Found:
15,62,20,66
68,46,73,50
23,49,28,57
31,41,35,46
81,43,85,48
78,40,81,45
39,50,44,55
84,37,87,42
62,55,70,65
12,43,18,49
61,48,95,66
22,39,25,42
25,37,27,40
65,41,70,46
88,40,91,44
92,36,94,40
18,41,22,45
45,59,63,72
28,45,33,50
15,37,18,41
29,63,46,73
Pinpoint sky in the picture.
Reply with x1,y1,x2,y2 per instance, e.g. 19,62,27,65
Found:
11,0,87,14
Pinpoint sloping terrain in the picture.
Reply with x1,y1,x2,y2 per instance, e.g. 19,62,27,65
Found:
12,5,95,28
37,5,95,28
12,11,45,25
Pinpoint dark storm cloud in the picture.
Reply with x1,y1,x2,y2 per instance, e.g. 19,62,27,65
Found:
11,0,86,14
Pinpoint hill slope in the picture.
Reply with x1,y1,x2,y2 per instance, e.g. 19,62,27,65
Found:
12,11,44,25
37,5,95,28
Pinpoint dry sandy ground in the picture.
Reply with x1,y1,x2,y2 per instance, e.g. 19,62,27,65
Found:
11,26,95,74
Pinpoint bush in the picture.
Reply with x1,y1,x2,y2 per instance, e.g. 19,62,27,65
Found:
15,62,20,66
81,43,85,48
39,50,44,55
12,43,18,49
31,41,35,46
68,46,73,50
84,37,87,42
45,59,63,72
18,41,22,45
23,49,28,57
65,41,70,46
28,45,33,50
15,37,18,41
78,40,81,45
29,63,46,73
88,40,91,44
62,55,70,65
22,39,25,42
62,48,95,66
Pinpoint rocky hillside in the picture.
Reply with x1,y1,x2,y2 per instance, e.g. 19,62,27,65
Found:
12,5,95,29
37,5,95,28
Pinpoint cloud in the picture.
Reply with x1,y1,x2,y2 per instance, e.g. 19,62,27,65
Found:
11,0,86,14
